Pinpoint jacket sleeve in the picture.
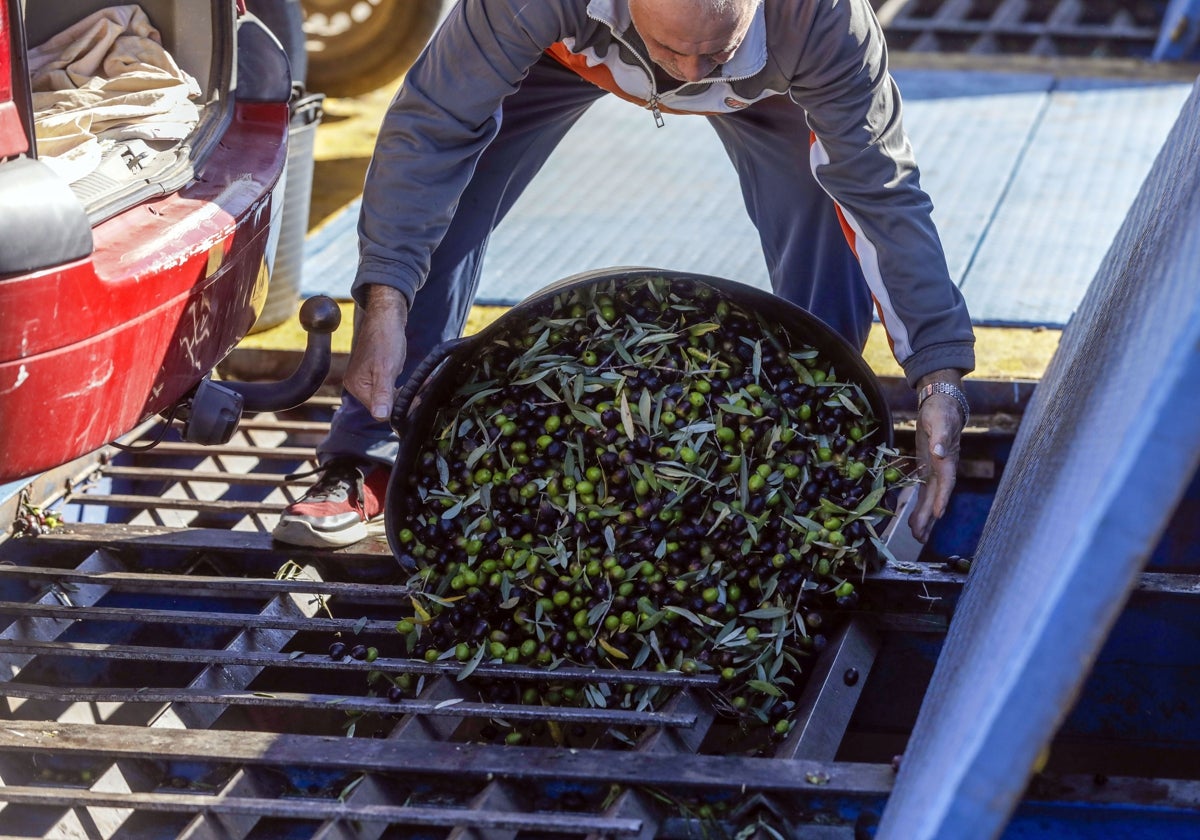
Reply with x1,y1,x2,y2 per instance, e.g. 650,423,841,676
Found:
351,0,570,308
784,0,975,386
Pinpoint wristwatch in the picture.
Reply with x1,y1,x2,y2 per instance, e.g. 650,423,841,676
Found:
917,381,970,427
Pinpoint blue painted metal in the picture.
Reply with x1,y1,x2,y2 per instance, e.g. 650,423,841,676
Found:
1057,597,1200,750
1153,0,1200,61
1006,804,1200,839
877,79,1200,839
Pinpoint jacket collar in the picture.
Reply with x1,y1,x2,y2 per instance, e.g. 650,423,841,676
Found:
586,0,768,80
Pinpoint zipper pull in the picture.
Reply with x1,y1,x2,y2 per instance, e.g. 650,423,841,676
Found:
650,99,665,128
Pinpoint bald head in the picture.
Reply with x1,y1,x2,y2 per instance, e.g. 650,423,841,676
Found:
629,0,759,83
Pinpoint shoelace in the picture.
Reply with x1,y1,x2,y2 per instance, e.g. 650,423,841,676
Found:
285,462,366,511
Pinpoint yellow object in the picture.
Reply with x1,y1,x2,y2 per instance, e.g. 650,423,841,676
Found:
239,302,1058,383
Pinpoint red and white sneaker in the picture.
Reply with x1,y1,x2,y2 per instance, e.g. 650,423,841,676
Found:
272,459,390,548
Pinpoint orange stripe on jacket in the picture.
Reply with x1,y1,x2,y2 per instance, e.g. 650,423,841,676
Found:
812,130,892,352
545,43,724,117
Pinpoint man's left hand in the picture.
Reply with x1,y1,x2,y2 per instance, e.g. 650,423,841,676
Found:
908,369,968,543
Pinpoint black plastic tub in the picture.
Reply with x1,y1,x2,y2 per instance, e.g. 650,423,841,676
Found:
384,266,893,559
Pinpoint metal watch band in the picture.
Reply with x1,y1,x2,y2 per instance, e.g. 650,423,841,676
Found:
917,381,970,427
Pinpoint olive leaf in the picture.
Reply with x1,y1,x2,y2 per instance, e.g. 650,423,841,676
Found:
619,392,636,440
746,679,784,697
457,643,488,680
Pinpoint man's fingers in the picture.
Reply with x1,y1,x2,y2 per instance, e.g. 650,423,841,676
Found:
345,359,399,421
907,380,967,544
351,367,399,421
370,388,393,421
931,457,957,519
908,486,935,543
909,438,958,543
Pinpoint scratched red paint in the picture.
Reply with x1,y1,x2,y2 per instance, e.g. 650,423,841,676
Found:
0,101,289,483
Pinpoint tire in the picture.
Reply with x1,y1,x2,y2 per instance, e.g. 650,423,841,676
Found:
300,0,444,97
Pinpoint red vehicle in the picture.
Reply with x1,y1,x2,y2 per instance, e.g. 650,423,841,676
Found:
0,0,336,485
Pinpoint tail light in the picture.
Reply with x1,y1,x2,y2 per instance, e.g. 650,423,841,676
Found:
0,0,30,157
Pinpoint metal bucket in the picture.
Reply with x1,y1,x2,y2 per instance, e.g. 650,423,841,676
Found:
384,267,892,558
251,90,325,333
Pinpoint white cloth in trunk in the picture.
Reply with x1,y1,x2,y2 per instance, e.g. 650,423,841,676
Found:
28,4,201,184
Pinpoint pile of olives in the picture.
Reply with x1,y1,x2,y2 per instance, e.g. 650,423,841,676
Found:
385,276,907,735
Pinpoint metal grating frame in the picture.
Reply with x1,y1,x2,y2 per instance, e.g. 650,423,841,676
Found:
873,0,1176,60
55,396,340,536
5,372,1200,836
0,512,913,836
0,377,1035,838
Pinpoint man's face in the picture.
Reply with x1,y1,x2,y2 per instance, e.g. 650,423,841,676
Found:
629,0,757,83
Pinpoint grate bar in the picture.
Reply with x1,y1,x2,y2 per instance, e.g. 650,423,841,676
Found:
0,553,123,674
452,780,522,840
0,600,398,634
9,523,398,559
97,466,317,487
0,565,406,602
2,683,702,728
885,20,1158,39
776,618,880,761
176,768,291,840
64,494,287,514
222,417,335,434
0,786,644,834
0,719,899,795
328,677,484,839
870,0,1185,60
160,583,324,731
111,442,318,460
589,690,716,840
0,639,722,686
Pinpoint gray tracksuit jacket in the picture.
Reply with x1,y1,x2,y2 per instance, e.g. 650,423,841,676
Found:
354,0,976,385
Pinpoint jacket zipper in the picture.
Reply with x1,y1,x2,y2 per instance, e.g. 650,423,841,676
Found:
607,26,668,127
592,11,763,128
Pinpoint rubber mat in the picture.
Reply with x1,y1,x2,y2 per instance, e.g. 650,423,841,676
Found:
301,69,1194,328
877,78,1200,839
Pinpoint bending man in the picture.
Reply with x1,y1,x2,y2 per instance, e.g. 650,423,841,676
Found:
272,0,976,549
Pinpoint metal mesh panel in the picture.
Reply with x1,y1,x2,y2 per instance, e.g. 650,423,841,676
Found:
878,78,1200,838
3,386,975,837
873,0,1172,59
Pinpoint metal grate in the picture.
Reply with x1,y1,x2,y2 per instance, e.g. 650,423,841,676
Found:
0,520,951,837
0,376,1056,837
5,375,1199,835
56,396,339,536
873,0,1173,59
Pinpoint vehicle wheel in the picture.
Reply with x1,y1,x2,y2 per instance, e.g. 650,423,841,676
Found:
300,0,444,97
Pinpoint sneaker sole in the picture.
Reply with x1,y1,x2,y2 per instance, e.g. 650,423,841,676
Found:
271,517,386,549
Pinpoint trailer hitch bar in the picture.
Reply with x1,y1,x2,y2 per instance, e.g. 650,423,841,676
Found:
177,295,342,445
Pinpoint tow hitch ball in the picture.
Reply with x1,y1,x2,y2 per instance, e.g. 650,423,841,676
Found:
176,295,342,445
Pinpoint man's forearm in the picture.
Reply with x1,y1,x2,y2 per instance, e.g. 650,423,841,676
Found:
915,368,963,390
365,283,410,317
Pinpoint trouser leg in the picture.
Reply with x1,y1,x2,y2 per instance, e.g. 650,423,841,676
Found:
319,58,606,466
706,98,873,350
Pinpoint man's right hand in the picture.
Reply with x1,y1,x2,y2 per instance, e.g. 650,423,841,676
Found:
345,284,410,421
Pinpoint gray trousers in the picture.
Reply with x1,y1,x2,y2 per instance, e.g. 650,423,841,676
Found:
319,56,870,467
